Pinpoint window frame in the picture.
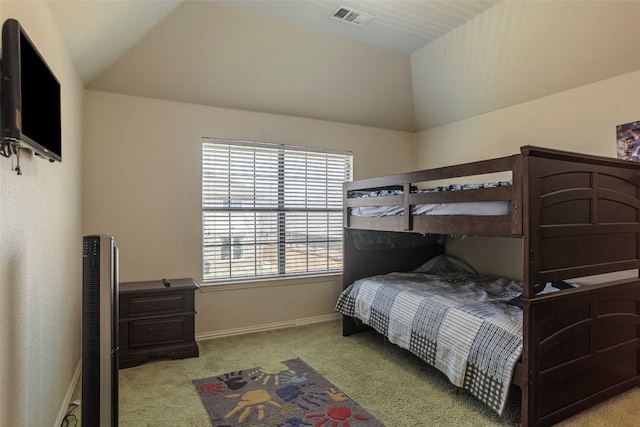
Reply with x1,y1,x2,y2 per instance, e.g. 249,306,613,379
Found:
201,138,352,284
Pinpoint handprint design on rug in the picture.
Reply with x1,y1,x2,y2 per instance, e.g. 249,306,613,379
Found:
225,389,282,423
326,387,348,403
194,359,384,427
217,371,247,390
280,371,308,384
276,384,330,410
250,362,296,385
198,371,248,396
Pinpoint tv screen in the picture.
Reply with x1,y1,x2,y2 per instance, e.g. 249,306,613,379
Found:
2,18,61,162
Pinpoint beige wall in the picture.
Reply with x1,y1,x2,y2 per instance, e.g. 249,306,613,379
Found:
82,90,415,336
89,1,415,132
414,69,640,279
3,2,638,425
0,2,84,426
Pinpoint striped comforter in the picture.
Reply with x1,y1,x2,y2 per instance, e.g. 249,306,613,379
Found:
336,257,523,414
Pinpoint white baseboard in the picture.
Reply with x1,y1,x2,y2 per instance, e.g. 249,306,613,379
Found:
54,361,81,427
196,313,341,342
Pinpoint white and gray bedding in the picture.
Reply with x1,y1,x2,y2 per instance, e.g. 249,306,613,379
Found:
350,201,511,217
348,180,512,217
335,255,523,414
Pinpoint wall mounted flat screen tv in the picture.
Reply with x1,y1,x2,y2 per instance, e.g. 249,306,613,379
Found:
2,18,62,162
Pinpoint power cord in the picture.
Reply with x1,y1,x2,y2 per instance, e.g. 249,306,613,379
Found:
0,137,17,158
1,138,23,175
60,400,80,427
14,145,22,175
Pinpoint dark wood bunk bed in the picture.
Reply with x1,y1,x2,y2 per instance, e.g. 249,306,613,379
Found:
338,146,640,427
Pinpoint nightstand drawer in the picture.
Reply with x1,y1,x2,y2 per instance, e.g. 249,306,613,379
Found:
129,317,188,347
128,294,185,316
118,278,199,368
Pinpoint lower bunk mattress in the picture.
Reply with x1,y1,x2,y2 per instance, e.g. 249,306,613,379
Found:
336,256,524,415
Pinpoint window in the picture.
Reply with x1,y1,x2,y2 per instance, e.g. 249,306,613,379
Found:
202,139,353,282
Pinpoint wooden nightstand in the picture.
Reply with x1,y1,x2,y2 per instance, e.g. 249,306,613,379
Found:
118,278,199,368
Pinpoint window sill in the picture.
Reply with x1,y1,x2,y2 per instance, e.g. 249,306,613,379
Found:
199,272,342,293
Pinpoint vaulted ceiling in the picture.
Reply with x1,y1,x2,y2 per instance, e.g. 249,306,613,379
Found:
48,1,640,132
50,0,498,83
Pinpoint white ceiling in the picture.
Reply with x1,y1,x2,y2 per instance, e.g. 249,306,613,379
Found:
218,1,499,54
49,0,498,84
49,0,183,83
47,1,640,132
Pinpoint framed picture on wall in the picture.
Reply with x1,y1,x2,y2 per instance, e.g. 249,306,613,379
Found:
616,120,640,161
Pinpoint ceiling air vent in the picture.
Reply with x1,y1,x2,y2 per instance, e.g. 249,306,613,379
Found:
330,5,374,27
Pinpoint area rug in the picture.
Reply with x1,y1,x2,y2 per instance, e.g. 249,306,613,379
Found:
193,358,385,427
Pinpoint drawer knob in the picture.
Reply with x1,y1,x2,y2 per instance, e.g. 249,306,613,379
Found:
148,326,170,336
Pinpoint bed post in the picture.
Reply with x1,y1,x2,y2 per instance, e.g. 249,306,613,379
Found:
511,154,523,236
520,147,534,427
341,228,444,336
520,146,640,426
342,228,372,336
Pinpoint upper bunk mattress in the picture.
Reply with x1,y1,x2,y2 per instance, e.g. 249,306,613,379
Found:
348,180,512,217
350,201,510,217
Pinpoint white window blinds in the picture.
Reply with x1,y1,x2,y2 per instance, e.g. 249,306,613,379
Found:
202,139,353,282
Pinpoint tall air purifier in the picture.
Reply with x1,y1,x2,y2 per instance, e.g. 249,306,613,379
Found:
82,235,119,426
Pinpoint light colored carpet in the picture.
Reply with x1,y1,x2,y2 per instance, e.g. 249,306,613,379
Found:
69,320,640,426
